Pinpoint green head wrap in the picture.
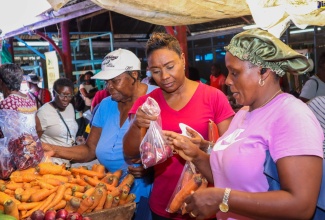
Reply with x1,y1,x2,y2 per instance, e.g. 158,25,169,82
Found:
224,29,309,77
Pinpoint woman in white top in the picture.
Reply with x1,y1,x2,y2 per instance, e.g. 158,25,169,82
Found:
36,78,78,167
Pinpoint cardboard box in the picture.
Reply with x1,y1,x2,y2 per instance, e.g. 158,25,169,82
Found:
83,202,136,220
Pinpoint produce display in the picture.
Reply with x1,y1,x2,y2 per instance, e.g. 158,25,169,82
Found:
0,162,136,220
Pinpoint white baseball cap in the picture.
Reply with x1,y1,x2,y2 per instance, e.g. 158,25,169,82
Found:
92,48,141,80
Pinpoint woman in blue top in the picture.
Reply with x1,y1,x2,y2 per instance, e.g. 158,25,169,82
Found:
42,49,157,219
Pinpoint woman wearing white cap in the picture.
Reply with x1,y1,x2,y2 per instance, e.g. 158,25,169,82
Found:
42,48,157,220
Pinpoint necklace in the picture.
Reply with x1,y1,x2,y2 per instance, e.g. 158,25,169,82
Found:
253,89,282,111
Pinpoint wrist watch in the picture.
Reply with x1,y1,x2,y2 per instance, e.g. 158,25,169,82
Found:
219,188,231,213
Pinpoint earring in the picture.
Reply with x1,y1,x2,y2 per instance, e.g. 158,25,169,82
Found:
259,78,265,87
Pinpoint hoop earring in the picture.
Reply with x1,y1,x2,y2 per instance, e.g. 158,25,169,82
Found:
259,78,265,87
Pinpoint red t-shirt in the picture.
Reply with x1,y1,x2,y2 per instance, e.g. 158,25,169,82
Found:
129,83,234,219
210,74,226,90
91,89,110,109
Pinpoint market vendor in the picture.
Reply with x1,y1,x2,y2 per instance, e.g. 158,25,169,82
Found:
42,48,157,219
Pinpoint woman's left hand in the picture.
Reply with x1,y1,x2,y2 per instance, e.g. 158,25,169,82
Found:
184,188,220,219
127,158,151,178
163,131,201,162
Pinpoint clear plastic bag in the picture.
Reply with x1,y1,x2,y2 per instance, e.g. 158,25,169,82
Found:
0,109,44,178
166,161,206,214
0,137,15,179
139,97,173,169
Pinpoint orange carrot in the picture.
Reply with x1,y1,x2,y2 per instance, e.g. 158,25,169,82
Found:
53,200,67,210
5,182,23,191
72,185,86,193
22,182,32,190
86,187,103,212
65,197,80,213
83,187,96,198
76,178,88,186
4,189,14,196
39,192,56,212
73,191,84,198
108,187,121,198
38,180,55,189
119,174,134,188
42,174,68,183
10,167,36,177
64,194,75,201
0,184,6,192
36,162,71,175
77,196,95,214
109,176,119,187
10,174,41,183
44,184,66,212
17,202,40,211
113,170,123,180
19,188,38,202
119,185,130,201
94,188,107,211
100,173,112,183
70,168,105,179
111,196,120,208
41,178,63,186
94,164,106,175
0,192,20,205
119,193,136,205
168,175,202,213
104,194,113,209
181,166,194,188
92,164,98,171
4,199,19,220
29,187,57,202
84,176,100,187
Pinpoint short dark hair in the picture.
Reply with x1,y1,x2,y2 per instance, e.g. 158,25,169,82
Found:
146,32,183,58
0,63,23,91
53,78,74,92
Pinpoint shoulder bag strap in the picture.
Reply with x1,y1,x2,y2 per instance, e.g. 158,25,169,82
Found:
56,109,75,145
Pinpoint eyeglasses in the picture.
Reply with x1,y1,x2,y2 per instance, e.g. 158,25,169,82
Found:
54,90,74,100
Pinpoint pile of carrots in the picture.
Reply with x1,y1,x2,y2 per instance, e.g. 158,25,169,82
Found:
0,162,136,219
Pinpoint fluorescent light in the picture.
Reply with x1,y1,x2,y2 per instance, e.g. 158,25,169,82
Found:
17,41,50,46
290,28,314,34
243,24,258,30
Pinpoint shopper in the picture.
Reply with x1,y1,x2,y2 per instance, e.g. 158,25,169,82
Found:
163,29,324,220
0,64,36,113
209,63,227,94
299,52,325,102
79,71,97,112
123,32,234,219
26,73,51,108
41,49,157,219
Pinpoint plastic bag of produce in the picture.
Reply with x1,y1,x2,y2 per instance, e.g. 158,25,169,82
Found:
0,137,15,179
139,97,172,169
0,109,44,175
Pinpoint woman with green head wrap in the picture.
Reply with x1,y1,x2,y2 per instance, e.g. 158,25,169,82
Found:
164,29,324,219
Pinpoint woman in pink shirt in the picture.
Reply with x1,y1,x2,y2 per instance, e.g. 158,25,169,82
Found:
164,29,324,220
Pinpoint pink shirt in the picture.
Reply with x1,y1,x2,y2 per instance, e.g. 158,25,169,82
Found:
91,89,110,109
210,93,324,220
129,83,234,219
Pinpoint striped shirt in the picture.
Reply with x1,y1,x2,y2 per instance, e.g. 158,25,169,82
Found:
308,96,325,157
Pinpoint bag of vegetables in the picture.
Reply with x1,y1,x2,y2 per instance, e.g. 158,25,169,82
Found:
0,109,44,179
139,97,172,169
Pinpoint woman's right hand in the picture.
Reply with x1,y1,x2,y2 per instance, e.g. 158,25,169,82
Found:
41,142,55,158
163,131,201,162
133,105,158,129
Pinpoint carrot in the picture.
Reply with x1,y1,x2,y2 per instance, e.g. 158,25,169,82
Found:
39,192,56,212
38,180,55,189
4,189,14,196
0,180,5,184
14,187,24,195
72,185,86,193
5,182,23,191
10,167,36,177
36,162,69,175
91,164,98,171
0,184,6,192
109,176,119,187
84,187,96,198
44,184,66,212
65,187,72,195
94,188,107,211
42,174,68,183
0,204,3,212
19,188,38,202
181,166,194,188
22,182,32,190
65,197,80,213
29,187,57,202
4,199,19,220
94,164,106,175
168,175,202,213
76,178,88,186
64,194,75,201
22,192,54,218
113,170,123,180
53,200,67,210
119,185,130,201
73,191,84,198
119,174,134,188
77,196,95,214
84,176,100,187
0,192,20,205
18,202,40,211
70,168,105,179
41,178,64,186
108,187,121,198
119,193,136,205
100,173,113,183
111,196,120,208
86,187,103,212
104,194,113,209
10,174,41,183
